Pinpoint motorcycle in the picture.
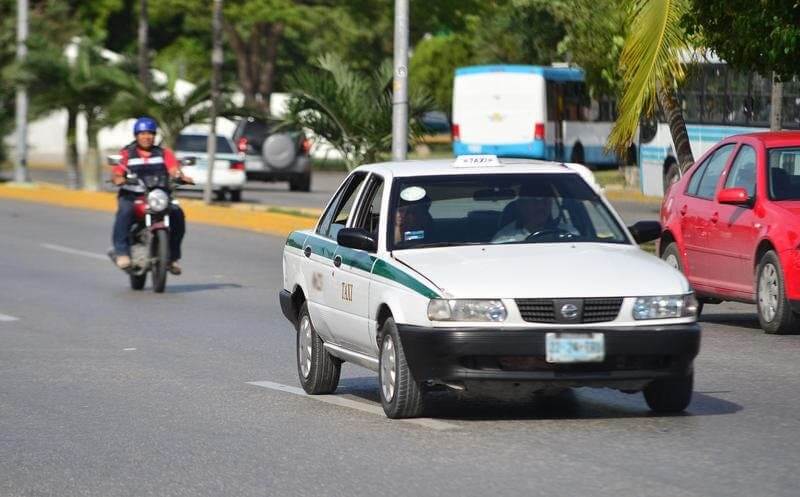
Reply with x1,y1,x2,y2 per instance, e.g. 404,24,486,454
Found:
107,156,192,293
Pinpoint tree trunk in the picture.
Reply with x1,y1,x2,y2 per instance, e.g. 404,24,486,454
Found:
138,0,150,90
223,19,283,117
657,85,694,173
65,107,82,189
770,72,783,131
83,115,102,191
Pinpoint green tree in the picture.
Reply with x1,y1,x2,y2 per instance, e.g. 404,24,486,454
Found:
283,54,433,170
608,0,694,172
686,0,800,130
409,34,472,118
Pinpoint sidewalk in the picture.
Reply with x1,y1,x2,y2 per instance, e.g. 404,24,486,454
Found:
0,182,317,237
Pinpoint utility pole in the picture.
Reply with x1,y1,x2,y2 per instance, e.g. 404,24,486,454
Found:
770,72,783,131
204,0,223,204
14,0,30,183
391,0,409,161
138,0,150,90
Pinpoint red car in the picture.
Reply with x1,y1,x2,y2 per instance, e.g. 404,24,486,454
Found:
659,131,800,334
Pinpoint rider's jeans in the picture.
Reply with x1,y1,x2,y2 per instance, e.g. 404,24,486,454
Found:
112,192,186,261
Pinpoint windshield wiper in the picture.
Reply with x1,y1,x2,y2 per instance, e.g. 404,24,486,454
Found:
405,241,488,249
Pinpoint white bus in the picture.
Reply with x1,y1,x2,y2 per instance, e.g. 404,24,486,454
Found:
639,59,800,196
451,65,620,167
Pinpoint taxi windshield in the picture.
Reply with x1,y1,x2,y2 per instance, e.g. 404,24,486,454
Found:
388,173,628,250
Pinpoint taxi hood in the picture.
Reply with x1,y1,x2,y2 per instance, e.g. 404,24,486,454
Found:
393,243,689,299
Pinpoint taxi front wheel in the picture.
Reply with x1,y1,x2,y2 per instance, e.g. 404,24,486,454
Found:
643,373,693,413
296,302,341,394
378,317,425,419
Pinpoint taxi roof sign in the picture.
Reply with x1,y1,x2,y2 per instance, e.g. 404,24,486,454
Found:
452,155,503,168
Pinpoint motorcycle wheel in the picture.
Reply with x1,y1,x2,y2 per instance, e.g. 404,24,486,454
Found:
129,273,146,290
151,230,170,293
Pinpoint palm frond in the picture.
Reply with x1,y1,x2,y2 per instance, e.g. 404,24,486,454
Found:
608,0,690,154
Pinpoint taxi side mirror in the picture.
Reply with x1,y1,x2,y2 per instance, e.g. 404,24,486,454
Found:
338,228,377,252
628,220,662,244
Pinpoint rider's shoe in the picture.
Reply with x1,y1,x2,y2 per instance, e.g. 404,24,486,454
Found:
168,261,182,275
115,254,131,270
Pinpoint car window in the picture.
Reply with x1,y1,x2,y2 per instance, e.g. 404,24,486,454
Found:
691,144,735,199
388,173,628,250
768,147,800,200
317,172,367,240
724,145,757,197
176,135,233,154
353,175,384,240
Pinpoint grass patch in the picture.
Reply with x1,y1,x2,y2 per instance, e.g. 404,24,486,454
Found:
639,241,657,254
594,169,625,188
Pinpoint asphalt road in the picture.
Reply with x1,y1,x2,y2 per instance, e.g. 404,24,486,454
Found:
2,199,799,497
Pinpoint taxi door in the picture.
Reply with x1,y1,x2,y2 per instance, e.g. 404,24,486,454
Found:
306,172,367,342
329,174,384,355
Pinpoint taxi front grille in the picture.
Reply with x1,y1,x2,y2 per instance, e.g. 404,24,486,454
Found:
515,298,623,324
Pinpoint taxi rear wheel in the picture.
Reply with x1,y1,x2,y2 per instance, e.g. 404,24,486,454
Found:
296,302,341,394
643,373,693,413
378,317,425,419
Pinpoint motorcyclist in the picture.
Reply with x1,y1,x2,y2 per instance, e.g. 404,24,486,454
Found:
111,117,194,274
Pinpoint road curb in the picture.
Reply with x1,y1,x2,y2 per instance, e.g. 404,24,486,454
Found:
0,182,316,237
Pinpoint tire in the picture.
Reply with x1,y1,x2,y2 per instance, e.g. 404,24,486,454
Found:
289,172,311,192
378,317,425,418
262,133,297,169
756,250,799,334
229,190,242,202
663,160,680,193
151,230,169,293
661,242,703,316
214,190,227,202
296,303,341,394
644,373,693,413
129,273,146,290
570,142,585,165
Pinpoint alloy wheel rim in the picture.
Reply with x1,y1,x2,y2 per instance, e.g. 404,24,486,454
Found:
380,336,397,402
665,253,679,270
758,263,779,322
298,316,313,378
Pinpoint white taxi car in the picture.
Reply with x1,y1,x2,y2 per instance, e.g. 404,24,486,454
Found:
279,156,700,419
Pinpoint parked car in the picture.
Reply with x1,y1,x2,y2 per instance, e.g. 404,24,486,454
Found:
660,131,800,334
232,116,312,192
174,133,246,202
280,155,700,419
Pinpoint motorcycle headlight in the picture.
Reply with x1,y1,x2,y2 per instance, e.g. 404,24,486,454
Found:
147,189,169,212
633,293,698,320
427,299,507,322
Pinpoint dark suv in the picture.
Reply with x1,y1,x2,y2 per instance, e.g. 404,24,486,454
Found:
232,117,312,192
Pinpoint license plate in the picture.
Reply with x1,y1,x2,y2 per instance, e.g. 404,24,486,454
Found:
545,333,605,363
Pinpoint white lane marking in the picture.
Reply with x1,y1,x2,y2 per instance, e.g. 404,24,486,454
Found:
0,313,19,322
40,243,108,261
123,348,137,351
246,380,458,431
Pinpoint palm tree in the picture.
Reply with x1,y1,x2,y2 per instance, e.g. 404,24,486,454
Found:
608,0,694,175
282,54,434,171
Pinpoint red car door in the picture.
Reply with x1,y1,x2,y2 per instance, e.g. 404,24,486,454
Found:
707,143,760,298
680,143,737,289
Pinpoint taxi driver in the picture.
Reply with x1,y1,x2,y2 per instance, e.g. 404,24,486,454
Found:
493,182,564,243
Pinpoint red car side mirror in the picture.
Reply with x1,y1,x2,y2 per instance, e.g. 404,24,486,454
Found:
718,187,752,206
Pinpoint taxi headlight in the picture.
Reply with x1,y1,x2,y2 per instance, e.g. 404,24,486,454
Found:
633,293,698,320
147,189,169,212
427,299,507,322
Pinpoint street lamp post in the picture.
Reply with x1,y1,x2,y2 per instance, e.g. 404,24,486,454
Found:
391,0,409,161
204,0,223,204
15,0,30,183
